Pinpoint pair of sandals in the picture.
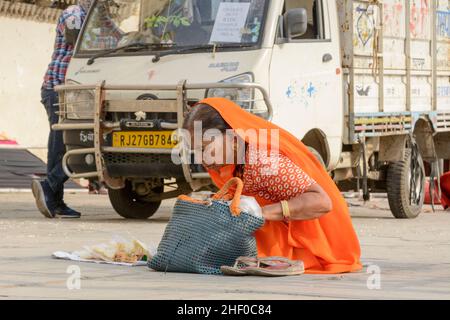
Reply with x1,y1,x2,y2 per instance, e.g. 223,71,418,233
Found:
221,256,305,277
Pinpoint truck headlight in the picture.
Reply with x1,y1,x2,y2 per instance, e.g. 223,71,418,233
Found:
64,89,95,120
206,73,254,111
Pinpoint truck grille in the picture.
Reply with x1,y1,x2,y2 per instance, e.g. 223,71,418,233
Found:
103,153,170,165
103,152,183,178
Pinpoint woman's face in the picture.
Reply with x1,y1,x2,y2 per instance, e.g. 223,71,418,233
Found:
202,133,231,172
189,130,235,173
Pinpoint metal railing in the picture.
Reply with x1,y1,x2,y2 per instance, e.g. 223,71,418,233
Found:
53,80,273,189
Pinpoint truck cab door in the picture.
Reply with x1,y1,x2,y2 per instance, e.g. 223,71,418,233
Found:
269,0,343,169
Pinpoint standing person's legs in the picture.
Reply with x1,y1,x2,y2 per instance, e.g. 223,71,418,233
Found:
42,88,68,197
32,87,80,218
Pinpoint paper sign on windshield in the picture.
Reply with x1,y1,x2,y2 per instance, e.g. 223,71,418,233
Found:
210,2,251,43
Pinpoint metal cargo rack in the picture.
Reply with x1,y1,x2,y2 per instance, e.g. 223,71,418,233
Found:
348,111,450,143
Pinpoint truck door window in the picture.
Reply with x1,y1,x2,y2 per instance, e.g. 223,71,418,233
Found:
79,1,127,51
282,0,325,41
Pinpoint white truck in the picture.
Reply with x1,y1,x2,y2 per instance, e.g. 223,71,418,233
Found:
54,0,450,219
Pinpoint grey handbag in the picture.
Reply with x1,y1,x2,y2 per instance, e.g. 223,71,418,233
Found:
149,178,264,275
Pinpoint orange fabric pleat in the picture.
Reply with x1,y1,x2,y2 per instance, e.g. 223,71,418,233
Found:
199,97,362,274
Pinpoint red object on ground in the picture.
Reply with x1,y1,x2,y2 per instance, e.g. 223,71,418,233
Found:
0,140,17,145
0,135,18,145
424,172,450,210
441,172,450,210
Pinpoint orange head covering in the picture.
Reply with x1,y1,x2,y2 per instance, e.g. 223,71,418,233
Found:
196,97,362,274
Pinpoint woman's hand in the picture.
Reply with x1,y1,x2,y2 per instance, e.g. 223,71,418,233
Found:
262,183,332,221
261,203,285,221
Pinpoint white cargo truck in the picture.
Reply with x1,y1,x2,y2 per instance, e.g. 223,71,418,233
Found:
54,0,450,219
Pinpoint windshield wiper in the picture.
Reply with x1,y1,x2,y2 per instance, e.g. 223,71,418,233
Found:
151,43,255,63
87,42,176,65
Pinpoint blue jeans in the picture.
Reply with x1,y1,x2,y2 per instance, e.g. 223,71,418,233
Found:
41,88,68,200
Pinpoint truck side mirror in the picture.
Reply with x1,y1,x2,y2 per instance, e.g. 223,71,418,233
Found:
283,8,308,40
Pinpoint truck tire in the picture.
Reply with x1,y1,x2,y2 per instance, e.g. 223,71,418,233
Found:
386,148,425,219
108,183,162,219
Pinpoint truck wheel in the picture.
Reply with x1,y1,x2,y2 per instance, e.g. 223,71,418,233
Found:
307,147,326,169
386,148,425,219
108,183,162,219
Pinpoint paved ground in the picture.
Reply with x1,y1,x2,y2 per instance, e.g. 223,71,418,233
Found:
0,191,449,300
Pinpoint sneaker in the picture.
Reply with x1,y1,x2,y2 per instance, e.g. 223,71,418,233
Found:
31,180,57,218
54,201,81,219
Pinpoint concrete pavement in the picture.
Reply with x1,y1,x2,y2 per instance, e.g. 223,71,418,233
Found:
0,192,449,299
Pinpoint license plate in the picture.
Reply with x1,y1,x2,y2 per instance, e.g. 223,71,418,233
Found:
112,131,178,149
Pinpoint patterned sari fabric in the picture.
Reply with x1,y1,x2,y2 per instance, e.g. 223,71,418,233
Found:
241,150,316,203
198,97,362,274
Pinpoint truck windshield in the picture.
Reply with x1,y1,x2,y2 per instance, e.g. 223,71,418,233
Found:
77,0,268,54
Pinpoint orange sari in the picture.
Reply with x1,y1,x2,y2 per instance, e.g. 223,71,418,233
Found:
199,97,362,274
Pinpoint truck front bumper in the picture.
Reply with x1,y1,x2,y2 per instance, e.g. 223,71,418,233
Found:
53,80,273,190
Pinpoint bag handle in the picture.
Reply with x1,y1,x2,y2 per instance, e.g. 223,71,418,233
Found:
212,177,243,217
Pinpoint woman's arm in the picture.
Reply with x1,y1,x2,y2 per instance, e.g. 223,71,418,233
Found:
262,183,332,221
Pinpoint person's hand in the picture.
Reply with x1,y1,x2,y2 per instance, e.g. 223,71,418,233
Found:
261,204,284,221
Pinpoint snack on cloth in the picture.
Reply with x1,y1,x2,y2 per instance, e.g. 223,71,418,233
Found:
76,238,150,263
114,239,149,263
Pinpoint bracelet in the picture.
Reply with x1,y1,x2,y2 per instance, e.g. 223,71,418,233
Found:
280,200,291,220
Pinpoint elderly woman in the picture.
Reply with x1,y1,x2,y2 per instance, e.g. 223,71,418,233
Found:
182,98,362,274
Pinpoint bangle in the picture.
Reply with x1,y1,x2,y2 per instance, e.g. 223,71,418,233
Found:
280,200,291,220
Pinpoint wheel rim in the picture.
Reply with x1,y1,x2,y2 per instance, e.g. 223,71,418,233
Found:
408,148,424,207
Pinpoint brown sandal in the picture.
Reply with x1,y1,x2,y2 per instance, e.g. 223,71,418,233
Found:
220,256,258,276
245,257,305,277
